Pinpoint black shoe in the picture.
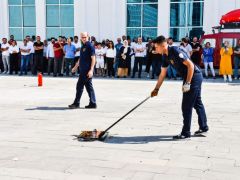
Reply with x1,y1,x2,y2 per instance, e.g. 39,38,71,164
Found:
194,128,209,135
173,134,191,140
68,103,79,109
85,103,97,109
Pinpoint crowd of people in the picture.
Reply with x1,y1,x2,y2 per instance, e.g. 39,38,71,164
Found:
0,34,240,82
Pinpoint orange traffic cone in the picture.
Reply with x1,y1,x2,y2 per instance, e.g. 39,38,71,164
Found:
38,73,43,87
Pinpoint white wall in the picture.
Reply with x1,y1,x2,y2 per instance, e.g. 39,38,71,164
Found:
158,0,170,37
0,0,9,40
35,0,46,39
203,0,240,34
74,0,126,42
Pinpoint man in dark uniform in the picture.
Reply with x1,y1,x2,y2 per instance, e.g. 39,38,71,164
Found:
151,36,209,139
69,32,97,109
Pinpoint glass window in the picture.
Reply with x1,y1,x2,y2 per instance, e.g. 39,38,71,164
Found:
143,4,158,27
142,28,157,41
23,6,36,27
22,0,35,5
23,28,36,38
8,0,36,40
9,6,22,27
60,5,74,27
46,0,74,39
170,0,204,42
127,28,141,40
8,0,21,5
60,0,74,4
127,4,141,27
46,5,60,27
127,0,158,41
9,28,23,41
46,0,59,4
170,3,186,27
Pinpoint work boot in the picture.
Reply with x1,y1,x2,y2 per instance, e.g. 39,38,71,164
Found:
194,127,209,135
68,103,79,109
173,134,190,140
85,103,97,109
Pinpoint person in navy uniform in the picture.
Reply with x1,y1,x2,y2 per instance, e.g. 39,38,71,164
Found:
151,36,209,139
69,32,97,109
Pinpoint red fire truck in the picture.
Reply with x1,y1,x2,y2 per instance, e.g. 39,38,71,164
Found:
199,9,240,67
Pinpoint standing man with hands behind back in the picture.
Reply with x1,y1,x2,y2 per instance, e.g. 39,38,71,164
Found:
151,36,209,140
69,32,97,109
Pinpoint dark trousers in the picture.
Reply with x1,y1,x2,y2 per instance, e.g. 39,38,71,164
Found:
65,58,75,76
74,56,80,74
145,57,152,74
132,57,144,78
43,56,48,73
181,73,208,136
47,57,54,75
106,57,114,77
74,75,96,105
33,53,43,74
54,57,63,76
10,53,19,74
127,58,131,76
0,55,4,72
152,59,161,78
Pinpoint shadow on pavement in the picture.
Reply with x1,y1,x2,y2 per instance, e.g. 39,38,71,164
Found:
104,134,206,144
25,106,84,111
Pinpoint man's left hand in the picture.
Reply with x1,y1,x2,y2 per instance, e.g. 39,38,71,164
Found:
182,83,191,93
87,70,93,78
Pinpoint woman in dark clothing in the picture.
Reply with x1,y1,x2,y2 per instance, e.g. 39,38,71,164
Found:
118,40,131,78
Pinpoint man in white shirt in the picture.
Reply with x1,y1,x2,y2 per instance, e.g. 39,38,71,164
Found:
46,38,55,75
1,38,10,74
95,43,105,76
181,38,193,58
72,36,81,75
26,36,35,75
132,37,146,78
19,39,31,75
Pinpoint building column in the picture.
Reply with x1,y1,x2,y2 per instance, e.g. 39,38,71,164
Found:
0,0,9,40
35,0,46,39
158,0,170,37
74,0,86,36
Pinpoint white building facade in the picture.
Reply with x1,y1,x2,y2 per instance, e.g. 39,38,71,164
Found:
0,0,239,42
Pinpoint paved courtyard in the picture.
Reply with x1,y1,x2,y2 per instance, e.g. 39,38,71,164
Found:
0,76,240,180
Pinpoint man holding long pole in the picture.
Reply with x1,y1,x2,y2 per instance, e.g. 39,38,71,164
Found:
151,36,209,139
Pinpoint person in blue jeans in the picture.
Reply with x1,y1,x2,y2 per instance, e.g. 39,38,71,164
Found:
151,36,208,140
19,39,31,75
234,39,240,80
63,37,76,76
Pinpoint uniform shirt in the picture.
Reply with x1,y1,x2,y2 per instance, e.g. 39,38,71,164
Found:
72,41,81,57
1,43,10,56
63,44,76,59
162,46,200,78
79,41,95,74
9,45,19,54
34,41,44,54
134,43,146,57
20,44,31,56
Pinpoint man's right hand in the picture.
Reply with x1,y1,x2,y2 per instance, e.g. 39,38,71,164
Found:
151,88,159,97
72,66,77,73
